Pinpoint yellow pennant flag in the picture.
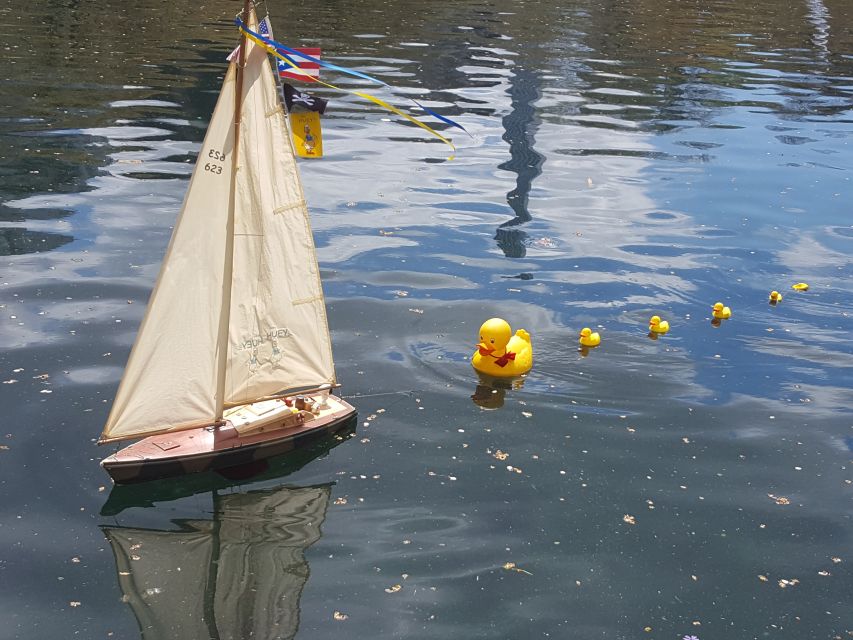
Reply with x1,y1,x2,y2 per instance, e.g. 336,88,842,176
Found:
290,111,323,158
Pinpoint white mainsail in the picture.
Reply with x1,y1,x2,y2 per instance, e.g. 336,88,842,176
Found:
101,12,335,443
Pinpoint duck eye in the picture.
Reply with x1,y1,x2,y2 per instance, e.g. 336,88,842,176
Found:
490,339,495,344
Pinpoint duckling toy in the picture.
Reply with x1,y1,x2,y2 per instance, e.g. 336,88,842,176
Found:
472,318,533,377
579,327,601,347
769,290,783,305
648,315,670,334
712,302,732,319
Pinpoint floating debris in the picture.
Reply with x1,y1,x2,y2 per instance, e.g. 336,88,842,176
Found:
503,562,533,575
384,584,402,593
623,514,636,525
493,450,509,461
533,237,557,248
791,282,809,291
778,578,799,589
333,611,349,621
768,494,790,505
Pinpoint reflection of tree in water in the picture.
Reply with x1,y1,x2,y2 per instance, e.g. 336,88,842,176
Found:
496,66,544,258
0,228,73,256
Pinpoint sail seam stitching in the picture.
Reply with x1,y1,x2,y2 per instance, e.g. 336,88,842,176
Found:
273,200,306,215
266,105,285,118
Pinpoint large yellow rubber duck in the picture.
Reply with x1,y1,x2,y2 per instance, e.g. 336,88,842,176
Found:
578,327,601,347
648,315,669,334
712,302,732,319
472,318,532,377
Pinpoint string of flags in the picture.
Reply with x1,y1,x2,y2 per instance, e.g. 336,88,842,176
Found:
233,15,466,159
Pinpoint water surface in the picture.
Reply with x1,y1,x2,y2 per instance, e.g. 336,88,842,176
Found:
1,0,852,638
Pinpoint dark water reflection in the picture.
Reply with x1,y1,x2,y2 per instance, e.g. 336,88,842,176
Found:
2,0,852,638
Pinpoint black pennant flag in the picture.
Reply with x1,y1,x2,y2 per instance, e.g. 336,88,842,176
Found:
282,83,328,115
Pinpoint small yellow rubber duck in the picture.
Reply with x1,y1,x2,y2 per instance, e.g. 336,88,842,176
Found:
769,290,783,305
472,318,533,377
712,302,732,319
648,315,669,334
578,327,601,347
791,282,809,291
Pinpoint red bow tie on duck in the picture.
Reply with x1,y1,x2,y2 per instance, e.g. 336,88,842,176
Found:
477,344,517,368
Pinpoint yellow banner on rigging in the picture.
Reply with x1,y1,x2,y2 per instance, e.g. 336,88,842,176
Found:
290,111,323,158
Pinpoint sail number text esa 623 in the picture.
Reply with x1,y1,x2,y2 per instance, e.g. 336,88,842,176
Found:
205,148,226,175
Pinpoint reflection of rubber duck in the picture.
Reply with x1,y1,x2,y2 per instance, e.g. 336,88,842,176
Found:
791,282,809,291
472,318,533,377
769,291,783,305
712,302,732,319
648,315,669,334
579,327,601,347
471,384,506,409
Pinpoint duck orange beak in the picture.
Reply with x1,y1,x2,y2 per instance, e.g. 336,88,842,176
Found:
477,343,493,356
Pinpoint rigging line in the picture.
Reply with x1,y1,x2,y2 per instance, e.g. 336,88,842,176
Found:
342,390,415,399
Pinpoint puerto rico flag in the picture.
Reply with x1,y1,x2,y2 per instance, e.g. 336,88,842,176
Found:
278,48,321,82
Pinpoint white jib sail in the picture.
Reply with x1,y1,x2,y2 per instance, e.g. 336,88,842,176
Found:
101,14,335,443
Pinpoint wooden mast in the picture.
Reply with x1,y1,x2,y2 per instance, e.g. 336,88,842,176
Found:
214,0,253,424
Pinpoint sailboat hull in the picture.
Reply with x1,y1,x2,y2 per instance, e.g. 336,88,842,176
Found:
101,394,356,484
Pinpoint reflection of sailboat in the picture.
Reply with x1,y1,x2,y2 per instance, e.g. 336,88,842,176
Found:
98,3,355,483
104,484,330,640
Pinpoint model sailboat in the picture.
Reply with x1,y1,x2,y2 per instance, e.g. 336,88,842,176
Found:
99,5,355,484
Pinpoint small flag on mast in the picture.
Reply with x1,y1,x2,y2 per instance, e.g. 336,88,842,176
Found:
278,48,322,82
282,83,327,114
227,16,274,61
